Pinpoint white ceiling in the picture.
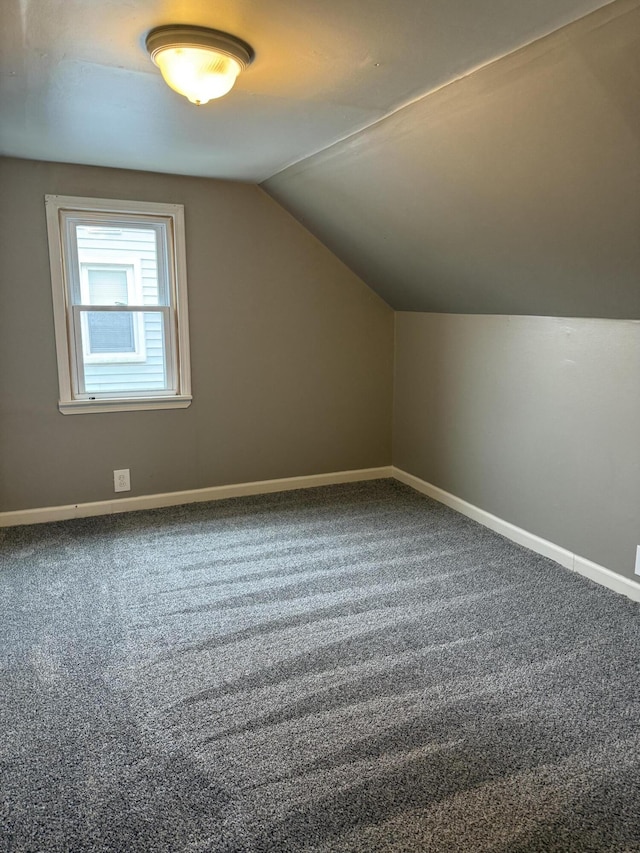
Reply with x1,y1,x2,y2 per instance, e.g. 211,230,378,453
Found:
0,0,614,182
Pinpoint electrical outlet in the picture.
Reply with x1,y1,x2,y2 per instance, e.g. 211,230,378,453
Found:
635,546,640,577
114,469,131,493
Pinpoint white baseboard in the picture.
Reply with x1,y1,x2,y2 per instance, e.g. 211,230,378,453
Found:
3,463,637,603
0,466,394,528
393,467,640,602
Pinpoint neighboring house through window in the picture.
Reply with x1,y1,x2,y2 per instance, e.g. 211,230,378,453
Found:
45,196,192,414
80,262,145,362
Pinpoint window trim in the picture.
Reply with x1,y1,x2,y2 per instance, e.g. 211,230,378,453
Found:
45,195,192,414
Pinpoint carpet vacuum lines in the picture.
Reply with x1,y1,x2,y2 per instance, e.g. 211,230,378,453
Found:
0,479,638,852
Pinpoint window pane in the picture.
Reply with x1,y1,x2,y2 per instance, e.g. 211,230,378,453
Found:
87,311,135,353
75,224,166,306
79,311,169,393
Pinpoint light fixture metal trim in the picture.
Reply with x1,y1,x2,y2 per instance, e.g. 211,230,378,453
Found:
145,25,254,71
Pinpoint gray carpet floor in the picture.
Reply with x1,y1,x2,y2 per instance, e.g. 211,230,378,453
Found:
1,479,639,852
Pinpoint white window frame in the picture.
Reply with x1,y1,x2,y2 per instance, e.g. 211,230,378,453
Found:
79,260,146,364
45,195,192,414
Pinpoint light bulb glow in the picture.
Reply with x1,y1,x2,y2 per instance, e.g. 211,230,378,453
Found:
146,26,253,106
155,47,241,105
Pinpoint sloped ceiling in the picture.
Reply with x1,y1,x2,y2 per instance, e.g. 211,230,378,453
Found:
2,0,638,317
264,0,640,317
0,0,615,181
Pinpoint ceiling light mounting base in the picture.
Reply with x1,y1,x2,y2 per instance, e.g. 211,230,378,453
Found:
146,25,254,71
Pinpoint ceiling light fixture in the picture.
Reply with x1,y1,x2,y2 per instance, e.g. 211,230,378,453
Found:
146,25,254,106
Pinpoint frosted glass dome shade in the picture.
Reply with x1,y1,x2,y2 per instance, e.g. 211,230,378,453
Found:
155,48,241,104
146,26,254,106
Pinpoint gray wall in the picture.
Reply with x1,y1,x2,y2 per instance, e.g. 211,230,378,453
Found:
0,157,394,512
394,312,640,581
2,158,637,587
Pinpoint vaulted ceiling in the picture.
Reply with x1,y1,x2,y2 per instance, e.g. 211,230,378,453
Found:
265,0,640,317
1,0,638,316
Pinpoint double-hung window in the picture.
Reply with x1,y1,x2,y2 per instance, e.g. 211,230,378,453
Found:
45,196,191,413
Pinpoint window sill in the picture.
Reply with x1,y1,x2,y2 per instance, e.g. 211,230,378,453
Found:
59,395,192,415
